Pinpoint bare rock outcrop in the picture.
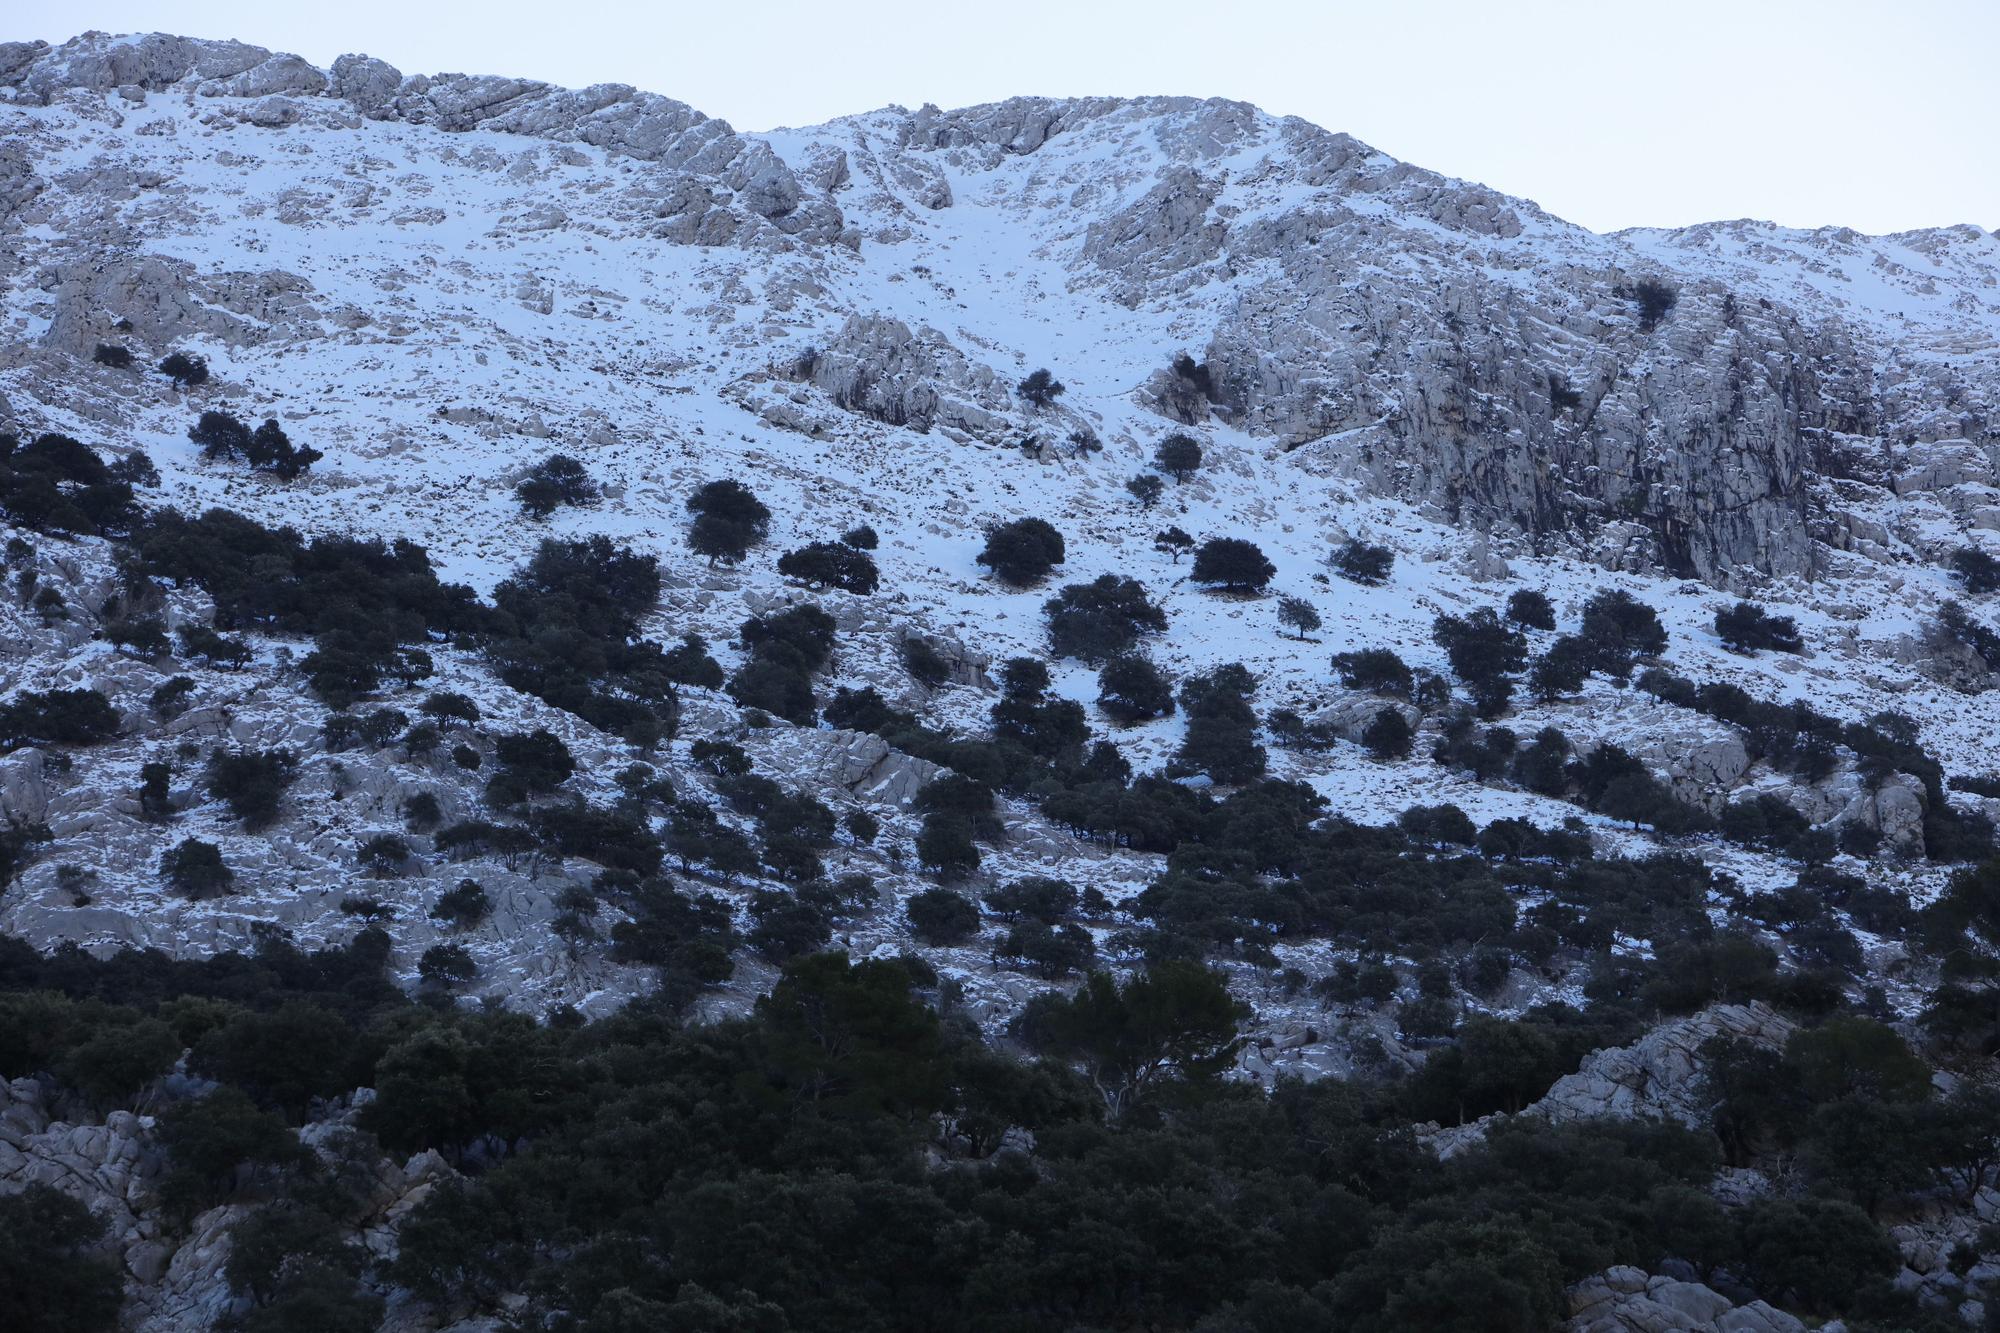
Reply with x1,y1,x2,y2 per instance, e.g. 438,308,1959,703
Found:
2,31,839,249
1428,1002,1796,1157
38,254,323,354
1567,1266,1807,1333
786,314,1017,442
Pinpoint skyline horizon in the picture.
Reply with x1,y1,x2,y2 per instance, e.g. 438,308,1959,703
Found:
10,3,1999,237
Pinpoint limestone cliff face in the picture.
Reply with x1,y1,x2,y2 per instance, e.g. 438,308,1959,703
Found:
814,95,1999,586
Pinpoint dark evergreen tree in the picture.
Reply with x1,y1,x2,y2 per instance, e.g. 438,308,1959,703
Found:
161,838,234,899
515,454,600,519
976,518,1066,586
204,748,299,828
1277,595,1321,639
1153,433,1203,482
0,1184,124,1333
1153,526,1195,562
431,879,492,930
777,541,879,595
901,636,950,689
419,944,477,987
1331,539,1394,585
1170,664,1266,785
1097,655,1175,724
684,480,771,566
1579,589,1668,675
158,352,209,386
1125,473,1165,508
1505,588,1557,630
1045,575,1169,662
1528,635,1593,699
907,888,981,945
1952,546,2000,595
1016,368,1065,409
1715,601,1804,655
1191,537,1276,594
1632,278,1678,330
1333,648,1415,697
917,814,981,882
660,633,726,689
1362,707,1414,761
1432,608,1528,690
1013,962,1244,1118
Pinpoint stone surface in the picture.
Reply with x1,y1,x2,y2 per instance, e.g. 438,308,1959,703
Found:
1567,1270,1808,1333
1428,1002,1797,1156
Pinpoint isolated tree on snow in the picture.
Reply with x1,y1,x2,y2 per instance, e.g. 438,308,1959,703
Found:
1017,368,1065,410
158,352,208,387
1126,474,1165,508
1191,537,1276,594
1277,595,1321,640
777,541,879,595
685,480,771,566
977,518,1066,586
1153,527,1194,563
1154,433,1203,483
1330,539,1394,586
516,454,600,519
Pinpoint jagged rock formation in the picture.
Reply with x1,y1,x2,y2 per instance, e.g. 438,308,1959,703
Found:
4,33,1996,587
0,1074,455,1330
3,31,836,248
1429,1003,1797,1157
779,314,1017,442
1567,1267,1809,1333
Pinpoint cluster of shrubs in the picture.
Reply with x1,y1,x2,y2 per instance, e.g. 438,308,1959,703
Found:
685,479,769,566
725,604,836,725
0,431,151,537
1935,600,2000,676
488,536,682,745
188,410,322,481
5,924,1976,1333
0,687,121,752
513,453,599,519
1168,664,1267,785
135,507,477,709
1637,669,1994,862
1715,600,1803,655
1416,587,1668,718
777,524,880,594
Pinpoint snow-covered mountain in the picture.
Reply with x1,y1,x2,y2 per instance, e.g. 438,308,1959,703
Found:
3,27,1998,1013
9,27,2000,1331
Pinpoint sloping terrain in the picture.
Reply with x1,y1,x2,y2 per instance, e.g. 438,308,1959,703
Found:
3,29,2000,1333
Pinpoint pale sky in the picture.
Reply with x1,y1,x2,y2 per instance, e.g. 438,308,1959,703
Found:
12,0,1997,236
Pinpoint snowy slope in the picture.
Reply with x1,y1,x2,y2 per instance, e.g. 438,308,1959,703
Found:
0,31,1997,1050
